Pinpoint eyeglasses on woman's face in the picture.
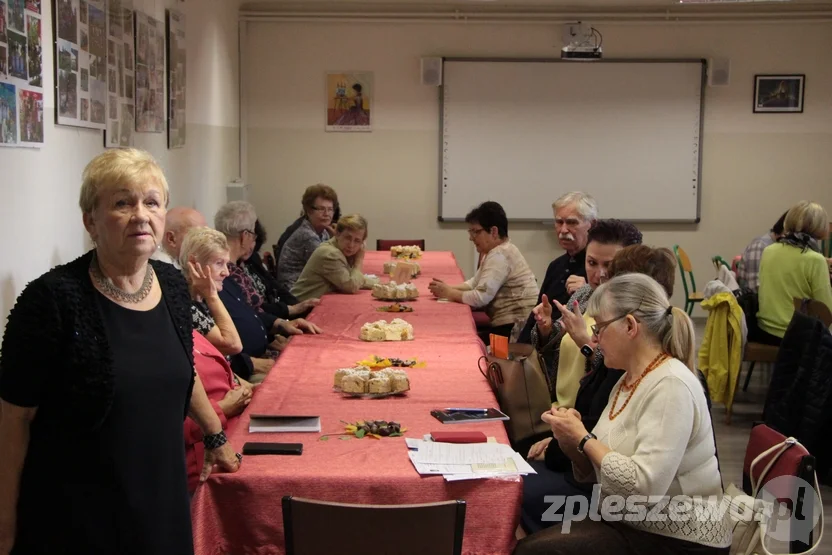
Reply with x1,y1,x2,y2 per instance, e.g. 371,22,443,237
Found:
591,313,636,337
310,206,334,215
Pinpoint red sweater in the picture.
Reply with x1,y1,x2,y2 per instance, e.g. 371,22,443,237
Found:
184,331,240,492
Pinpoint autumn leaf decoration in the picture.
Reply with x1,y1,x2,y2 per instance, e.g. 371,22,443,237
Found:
320,420,407,441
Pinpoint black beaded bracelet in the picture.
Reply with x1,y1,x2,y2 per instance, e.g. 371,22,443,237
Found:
203,430,228,450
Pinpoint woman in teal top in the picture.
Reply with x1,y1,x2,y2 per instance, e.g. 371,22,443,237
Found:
756,201,832,345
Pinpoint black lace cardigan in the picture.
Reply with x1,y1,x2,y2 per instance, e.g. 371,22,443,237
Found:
0,250,195,434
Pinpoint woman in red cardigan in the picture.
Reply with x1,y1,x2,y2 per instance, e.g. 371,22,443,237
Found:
185,331,254,492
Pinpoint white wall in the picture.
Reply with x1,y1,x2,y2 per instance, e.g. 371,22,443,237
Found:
244,19,832,312
0,0,241,330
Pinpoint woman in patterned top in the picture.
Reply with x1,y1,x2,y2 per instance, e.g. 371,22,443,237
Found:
276,184,340,291
238,220,319,319
214,202,321,338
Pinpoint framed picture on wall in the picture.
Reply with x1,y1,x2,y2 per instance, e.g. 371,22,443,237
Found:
753,74,805,113
325,71,372,132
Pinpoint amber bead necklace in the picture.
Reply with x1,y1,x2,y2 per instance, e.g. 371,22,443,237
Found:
608,352,670,421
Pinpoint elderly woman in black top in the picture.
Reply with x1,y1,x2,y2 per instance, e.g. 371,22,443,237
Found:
0,149,240,555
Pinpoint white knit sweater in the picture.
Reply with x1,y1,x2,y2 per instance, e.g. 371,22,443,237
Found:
577,358,732,548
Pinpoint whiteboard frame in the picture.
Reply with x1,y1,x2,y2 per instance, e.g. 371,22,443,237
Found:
437,57,707,224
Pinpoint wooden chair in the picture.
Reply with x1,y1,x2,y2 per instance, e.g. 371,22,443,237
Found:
741,342,779,392
262,251,277,278
376,239,426,251
794,297,832,328
673,245,704,315
282,496,466,555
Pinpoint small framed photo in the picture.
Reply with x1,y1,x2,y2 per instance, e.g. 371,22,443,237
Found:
754,74,805,113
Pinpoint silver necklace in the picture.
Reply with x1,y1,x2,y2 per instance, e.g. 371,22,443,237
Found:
90,251,155,303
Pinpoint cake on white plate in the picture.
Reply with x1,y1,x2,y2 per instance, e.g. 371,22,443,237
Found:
359,318,414,342
383,261,421,277
390,245,422,259
332,366,411,394
372,281,419,300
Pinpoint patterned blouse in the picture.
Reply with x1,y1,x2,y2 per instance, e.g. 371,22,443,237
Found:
228,263,266,312
191,300,216,336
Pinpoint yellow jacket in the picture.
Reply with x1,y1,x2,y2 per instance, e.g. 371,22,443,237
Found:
698,292,744,412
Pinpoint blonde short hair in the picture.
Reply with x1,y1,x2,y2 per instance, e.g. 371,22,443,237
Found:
79,149,169,214
336,214,368,238
784,201,829,240
179,227,229,282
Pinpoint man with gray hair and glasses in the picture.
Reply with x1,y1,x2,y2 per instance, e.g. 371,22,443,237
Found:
517,192,598,344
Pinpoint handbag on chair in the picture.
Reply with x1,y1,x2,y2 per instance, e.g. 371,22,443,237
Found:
478,344,551,445
727,424,824,555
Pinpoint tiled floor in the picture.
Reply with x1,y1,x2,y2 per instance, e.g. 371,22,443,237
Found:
698,319,831,554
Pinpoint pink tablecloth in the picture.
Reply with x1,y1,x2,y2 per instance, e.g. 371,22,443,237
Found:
191,251,522,555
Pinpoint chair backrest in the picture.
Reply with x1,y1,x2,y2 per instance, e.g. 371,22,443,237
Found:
741,423,818,552
282,496,466,555
376,239,426,251
262,251,277,278
793,297,832,328
673,245,697,296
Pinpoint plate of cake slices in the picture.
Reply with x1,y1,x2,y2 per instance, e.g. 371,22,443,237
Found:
376,303,413,313
390,245,422,260
382,260,421,277
359,318,414,342
333,366,411,398
372,282,419,302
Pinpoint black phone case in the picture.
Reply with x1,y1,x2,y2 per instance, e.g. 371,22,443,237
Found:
242,442,303,456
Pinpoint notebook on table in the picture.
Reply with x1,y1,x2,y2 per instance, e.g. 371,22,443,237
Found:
248,415,321,433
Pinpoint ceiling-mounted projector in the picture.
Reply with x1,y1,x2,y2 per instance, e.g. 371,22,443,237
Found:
561,21,602,60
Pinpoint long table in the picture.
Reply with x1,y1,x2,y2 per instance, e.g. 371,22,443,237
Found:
191,251,523,555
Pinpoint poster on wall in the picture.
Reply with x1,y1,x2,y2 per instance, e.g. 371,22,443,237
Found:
134,10,163,133
325,71,372,132
103,0,133,147
0,0,44,147
54,0,106,130
165,9,183,148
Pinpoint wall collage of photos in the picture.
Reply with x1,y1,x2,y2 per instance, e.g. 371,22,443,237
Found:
104,0,134,147
0,0,46,147
134,9,163,134
0,0,184,149
166,8,183,148
55,0,107,129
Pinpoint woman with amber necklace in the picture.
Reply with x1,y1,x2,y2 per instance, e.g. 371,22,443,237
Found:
515,273,731,555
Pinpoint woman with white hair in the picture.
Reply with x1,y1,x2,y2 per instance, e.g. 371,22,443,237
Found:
515,273,730,555
214,202,321,335
0,149,240,555
755,200,832,346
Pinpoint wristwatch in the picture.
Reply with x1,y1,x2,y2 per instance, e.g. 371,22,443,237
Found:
577,432,597,455
203,430,228,450
580,344,594,358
